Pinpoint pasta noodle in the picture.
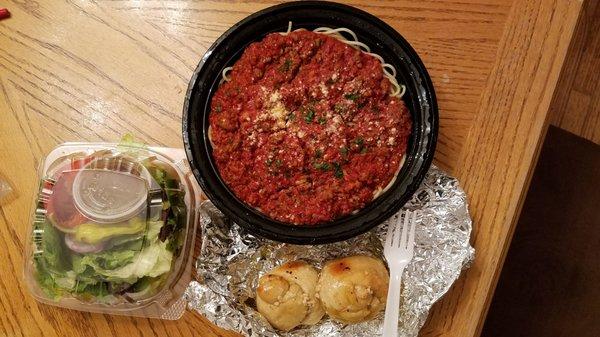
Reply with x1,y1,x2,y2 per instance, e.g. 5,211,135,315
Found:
211,23,411,214
221,22,407,98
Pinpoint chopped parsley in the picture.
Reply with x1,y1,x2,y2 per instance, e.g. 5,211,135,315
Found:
340,146,348,156
274,159,283,167
214,104,222,113
286,112,296,122
344,92,360,101
333,162,344,179
318,117,326,125
313,162,331,171
315,149,323,158
304,107,315,123
353,137,367,153
265,158,273,166
334,104,345,114
354,137,365,147
279,58,292,72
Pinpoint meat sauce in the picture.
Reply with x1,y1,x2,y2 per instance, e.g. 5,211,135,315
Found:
209,30,411,225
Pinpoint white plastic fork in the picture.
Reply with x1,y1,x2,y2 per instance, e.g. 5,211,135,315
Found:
382,210,418,337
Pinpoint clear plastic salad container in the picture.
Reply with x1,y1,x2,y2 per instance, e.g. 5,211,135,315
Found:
24,142,201,319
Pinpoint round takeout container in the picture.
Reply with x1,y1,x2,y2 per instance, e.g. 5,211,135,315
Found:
183,1,438,244
23,143,201,319
71,156,153,223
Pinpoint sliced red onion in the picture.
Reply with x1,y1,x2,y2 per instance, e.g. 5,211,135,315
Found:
64,234,106,254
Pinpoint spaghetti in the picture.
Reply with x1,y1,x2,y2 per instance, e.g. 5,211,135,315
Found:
220,22,406,98
209,24,412,225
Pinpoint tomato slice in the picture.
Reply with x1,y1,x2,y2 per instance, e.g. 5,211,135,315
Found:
70,155,95,170
45,170,89,232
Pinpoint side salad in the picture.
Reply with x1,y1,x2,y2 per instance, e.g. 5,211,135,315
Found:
33,151,187,303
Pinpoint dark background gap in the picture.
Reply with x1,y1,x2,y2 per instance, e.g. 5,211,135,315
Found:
481,0,600,334
480,127,600,336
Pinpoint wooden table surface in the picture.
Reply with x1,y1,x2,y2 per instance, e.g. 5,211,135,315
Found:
0,1,583,336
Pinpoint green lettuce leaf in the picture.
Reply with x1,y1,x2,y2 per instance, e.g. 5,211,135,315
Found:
37,221,71,271
71,220,166,280
145,162,187,256
101,242,173,282
126,275,167,300
34,150,185,301
72,249,137,274
116,133,147,157
33,221,73,298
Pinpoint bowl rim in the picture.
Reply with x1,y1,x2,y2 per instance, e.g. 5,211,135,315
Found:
182,0,438,244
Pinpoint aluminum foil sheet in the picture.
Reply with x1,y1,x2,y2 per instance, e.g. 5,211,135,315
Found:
185,165,475,337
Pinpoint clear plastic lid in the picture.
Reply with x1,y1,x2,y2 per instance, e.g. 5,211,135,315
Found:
24,143,202,319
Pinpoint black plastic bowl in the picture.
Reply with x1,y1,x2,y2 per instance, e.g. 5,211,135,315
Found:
183,1,438,244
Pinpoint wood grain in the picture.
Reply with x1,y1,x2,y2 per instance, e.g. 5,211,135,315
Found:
423,0,583,336
0,0,582,336
481,126,600,337
549,0,600,144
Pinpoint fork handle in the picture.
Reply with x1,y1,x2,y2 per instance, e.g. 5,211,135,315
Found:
382,263,407,337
